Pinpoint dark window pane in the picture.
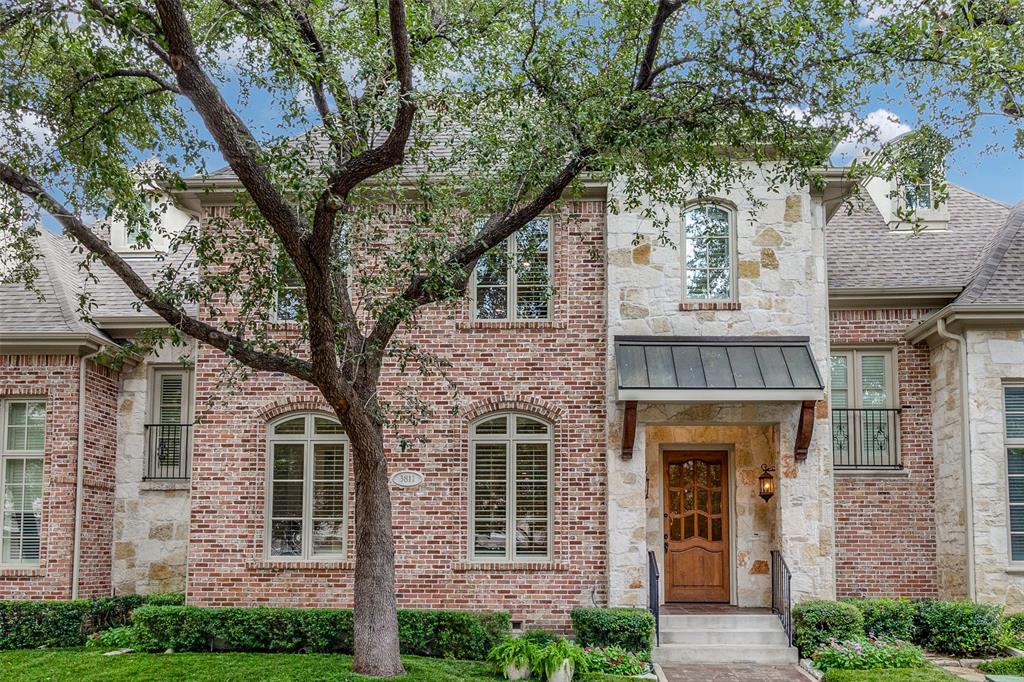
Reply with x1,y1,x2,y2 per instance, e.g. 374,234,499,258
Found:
1013,534,1024,562
476,287,508,319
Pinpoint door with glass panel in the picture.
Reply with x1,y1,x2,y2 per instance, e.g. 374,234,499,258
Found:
830,350,897,468
664,451,729,602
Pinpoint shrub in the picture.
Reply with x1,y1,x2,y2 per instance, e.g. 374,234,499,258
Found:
811,637,927,671
846,599,916,641
1001,613,1024,649
520,629,563,647
793,600,864,656
979,656,1024,675
0,593,185,650
571,608,654,653
914,600,1002,657
583,645,651,676
131,605,509,660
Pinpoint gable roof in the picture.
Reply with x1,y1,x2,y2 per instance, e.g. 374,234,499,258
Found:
826,184,1011,292
954,202,1024,305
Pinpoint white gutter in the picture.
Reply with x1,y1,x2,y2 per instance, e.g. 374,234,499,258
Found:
936,318,976,601
71,346,105,598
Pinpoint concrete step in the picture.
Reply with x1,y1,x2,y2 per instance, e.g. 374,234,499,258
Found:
659,627,790,646
652,643,800,665
659,613,782,629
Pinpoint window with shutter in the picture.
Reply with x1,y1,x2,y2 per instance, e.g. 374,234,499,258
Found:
148,369,192,476
1006,386,1024,562
266,413,348,560
472,218,552,321
1,399,45,566
470,412,552,561
829,349,899,468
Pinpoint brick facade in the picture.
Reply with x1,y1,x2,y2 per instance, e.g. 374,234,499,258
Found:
830,308,939,598
184,202,607,631
0,355,117,599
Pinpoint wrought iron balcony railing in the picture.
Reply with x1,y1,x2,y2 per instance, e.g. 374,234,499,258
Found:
832,408,902,470
144,423,192,480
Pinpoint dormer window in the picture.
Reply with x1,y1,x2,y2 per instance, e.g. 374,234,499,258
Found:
902,181,933,211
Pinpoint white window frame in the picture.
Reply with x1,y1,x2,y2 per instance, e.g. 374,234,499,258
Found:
264,413,349,561
681,203,738,303
468,412,554,562
1004,383,1024,565
470,217,554,322
0,398,46,568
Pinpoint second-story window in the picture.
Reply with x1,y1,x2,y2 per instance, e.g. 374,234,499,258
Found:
683,205,735,301
902,180,933,211
831,349,900,469
275,249,304,322
472,217,552,321
145,367,193,480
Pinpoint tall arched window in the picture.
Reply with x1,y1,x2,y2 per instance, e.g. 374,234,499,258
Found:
266,413,348,559
683,204,735,301
470,412,553,561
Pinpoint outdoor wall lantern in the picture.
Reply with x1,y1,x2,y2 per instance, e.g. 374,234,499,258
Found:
758,465,776,502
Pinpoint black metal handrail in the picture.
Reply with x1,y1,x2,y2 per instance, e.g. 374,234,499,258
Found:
647,550,660,647
832,408,902,469
770,550,792,646
144,423,192,480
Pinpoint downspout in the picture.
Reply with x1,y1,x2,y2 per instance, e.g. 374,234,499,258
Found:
936,318,976,601
71,347,104,598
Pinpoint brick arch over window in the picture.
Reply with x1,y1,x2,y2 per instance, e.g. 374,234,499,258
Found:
256,398,336,424
460,396,565,425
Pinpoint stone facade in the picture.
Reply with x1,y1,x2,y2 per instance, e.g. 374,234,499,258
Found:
112,344,195,595
0,355,117,599
830,308,939,598
605,170,836,607
964,330,1024,610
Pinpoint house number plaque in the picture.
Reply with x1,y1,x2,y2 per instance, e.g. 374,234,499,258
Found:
390,470,424,488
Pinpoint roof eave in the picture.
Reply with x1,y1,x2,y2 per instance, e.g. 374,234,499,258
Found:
906,303,1024,344
829,286,962,310
0,331,112,356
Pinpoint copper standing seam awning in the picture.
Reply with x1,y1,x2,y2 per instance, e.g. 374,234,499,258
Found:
615,336,825,460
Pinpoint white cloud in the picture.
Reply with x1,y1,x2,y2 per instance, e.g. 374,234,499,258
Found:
832,108,912,161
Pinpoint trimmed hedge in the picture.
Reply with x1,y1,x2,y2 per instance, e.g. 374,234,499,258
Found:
845,598,916,641
131,606,510,660
571,608,655,653
0,593,184,650
793,600,864,656
914,599,1002,657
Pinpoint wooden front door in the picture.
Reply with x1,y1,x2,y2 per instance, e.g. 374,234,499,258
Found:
664,451,730,602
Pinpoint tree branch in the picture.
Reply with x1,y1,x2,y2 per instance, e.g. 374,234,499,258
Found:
0,161,316,383
78,68,181,94
635,0,685,91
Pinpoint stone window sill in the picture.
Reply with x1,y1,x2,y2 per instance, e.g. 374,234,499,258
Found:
455,320,567,332
245,559,354,571
678,302,741,311
452,561,566,573
142,480,190,492
0,567,44,577
1005,567,1024,576
834,468,910,479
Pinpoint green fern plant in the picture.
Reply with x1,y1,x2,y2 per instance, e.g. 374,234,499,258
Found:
487,637,539,677
534,639,589,680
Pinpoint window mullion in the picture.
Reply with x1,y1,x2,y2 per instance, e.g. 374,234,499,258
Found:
507,436,515,561
508,240,516,322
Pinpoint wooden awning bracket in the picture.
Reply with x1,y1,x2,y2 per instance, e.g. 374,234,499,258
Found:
794,400,817,461
621,400,638,460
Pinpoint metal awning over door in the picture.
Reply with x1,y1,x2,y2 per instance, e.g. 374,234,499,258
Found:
615,336,824,402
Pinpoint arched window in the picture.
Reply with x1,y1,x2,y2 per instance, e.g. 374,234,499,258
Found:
469,412,553,561
683,204,735,301
266,413,348,559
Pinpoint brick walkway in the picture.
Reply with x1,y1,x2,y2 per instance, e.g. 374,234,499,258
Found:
659,664,813,681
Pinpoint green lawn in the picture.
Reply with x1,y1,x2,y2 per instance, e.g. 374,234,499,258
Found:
822,667,964,682
0,648,624,681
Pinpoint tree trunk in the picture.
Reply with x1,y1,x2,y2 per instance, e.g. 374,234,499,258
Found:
344,406,405,677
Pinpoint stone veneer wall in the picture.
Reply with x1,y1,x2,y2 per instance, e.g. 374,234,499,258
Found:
183,203,607,632
964,329,1024,609
112,344,194,595
0,355,117,599
830,308,939,598
605,171,836,606
644,423,778,606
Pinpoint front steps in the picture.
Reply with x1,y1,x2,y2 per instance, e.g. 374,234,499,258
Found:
653,613,799,665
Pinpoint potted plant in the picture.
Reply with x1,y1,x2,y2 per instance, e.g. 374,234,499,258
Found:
487,637,539,680
535,639,589,682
